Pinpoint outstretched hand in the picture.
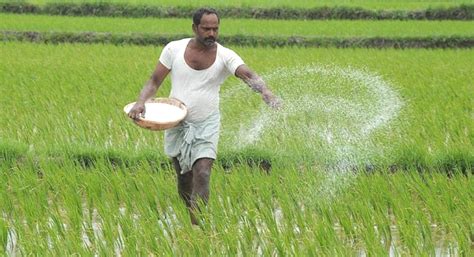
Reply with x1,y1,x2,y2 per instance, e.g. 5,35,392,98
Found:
234,65,282,110
262,91,283,110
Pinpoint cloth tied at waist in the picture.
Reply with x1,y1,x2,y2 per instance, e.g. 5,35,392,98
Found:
164,111,220,174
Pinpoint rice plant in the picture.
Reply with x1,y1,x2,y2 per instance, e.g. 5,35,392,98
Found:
2,14,473,38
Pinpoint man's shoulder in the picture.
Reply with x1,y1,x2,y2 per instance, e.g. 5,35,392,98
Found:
165,38,191,49
217,43,239,57
217,42,232,52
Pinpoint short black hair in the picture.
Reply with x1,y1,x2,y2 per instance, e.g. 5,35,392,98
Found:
193,8,220,26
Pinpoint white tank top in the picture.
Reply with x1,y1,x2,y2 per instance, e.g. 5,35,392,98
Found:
159,38,245,122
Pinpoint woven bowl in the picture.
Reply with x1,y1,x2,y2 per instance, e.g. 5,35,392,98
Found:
123,98,187,131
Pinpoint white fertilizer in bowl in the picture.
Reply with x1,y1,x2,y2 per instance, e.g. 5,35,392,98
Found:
142,103,186,123
125,102,186,123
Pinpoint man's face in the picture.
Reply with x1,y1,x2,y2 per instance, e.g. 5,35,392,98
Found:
193,13,219,47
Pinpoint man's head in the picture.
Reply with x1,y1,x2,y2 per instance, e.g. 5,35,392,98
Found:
192,8,220,47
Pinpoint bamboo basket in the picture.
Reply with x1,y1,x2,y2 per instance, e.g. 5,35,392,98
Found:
123,98,187,131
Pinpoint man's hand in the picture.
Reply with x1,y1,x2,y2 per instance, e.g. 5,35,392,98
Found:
235,65,282,110
262,90,282,110
128,102,146,120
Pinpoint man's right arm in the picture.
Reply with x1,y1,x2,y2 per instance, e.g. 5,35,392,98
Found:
128,62,170,120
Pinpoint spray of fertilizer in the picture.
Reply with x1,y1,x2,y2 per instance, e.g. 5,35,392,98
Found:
222,64,403,198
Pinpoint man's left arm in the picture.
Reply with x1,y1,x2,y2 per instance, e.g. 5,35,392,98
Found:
235,65,281,109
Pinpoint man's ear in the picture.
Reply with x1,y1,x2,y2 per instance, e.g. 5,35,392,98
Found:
192,24,197,33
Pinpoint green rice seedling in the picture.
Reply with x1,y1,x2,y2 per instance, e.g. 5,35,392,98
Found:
5,0,471,9
0,140,27,168
1,159,472,254
2,14,474,38
0,32,472,255
0,217,7,253
1,42,472,171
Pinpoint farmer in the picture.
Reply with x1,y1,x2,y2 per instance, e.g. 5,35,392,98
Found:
128,7,280,225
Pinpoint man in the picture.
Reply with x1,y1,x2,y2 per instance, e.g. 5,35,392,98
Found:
128,8,280,225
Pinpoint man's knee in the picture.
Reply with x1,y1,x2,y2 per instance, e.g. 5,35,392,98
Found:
193,158,213,180
177,170,193,184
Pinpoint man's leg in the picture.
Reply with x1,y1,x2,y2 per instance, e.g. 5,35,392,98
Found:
172,158,193,208
190,158,214,224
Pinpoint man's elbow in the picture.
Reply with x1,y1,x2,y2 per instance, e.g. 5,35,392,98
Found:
235,65,256,80
150,74,162,88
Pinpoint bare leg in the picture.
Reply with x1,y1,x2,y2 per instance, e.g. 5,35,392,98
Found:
172,158,195,218
190,158,214,225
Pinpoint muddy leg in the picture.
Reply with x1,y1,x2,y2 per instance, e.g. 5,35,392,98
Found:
190,158,213,225
172,158,195,221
